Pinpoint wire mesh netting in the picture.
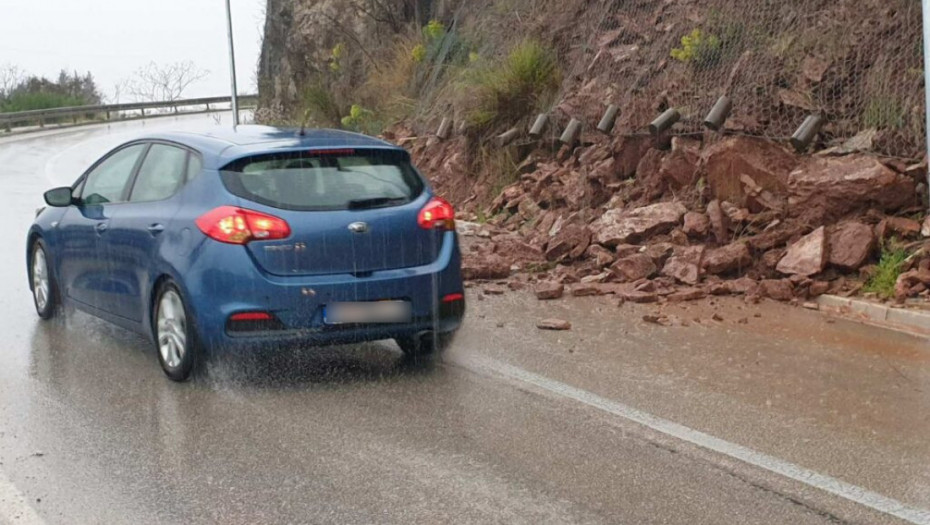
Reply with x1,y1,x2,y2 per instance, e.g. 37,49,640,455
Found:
410,0,925,160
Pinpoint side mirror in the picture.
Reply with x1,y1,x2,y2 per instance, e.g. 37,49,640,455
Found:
44,187,73,207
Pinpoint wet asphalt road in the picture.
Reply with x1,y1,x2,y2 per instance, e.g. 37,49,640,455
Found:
2,117,930,525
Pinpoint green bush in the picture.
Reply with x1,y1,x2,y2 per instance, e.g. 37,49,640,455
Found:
671,29,722,69
340,104,379,135
463,39,561,132
1,91,88,113
863,243,908,299
862,96,906,129
302,84,344,128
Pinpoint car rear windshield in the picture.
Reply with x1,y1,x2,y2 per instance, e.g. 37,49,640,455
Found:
219,149,424,211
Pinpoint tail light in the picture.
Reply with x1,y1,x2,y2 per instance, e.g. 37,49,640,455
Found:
196,206,291,244
418,197,455,230
226,311,285,333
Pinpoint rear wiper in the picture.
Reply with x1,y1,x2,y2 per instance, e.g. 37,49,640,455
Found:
347,197,407,210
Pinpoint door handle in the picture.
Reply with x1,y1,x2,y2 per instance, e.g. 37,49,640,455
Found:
146,224,165,236
95,222,109,233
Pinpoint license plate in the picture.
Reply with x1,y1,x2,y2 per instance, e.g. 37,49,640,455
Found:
324,301,412,324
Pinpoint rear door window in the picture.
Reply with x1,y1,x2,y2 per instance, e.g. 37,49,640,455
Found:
80,144,147,205
220,149,424,211
130,144,190,202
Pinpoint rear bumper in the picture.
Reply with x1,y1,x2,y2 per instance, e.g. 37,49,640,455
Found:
182,231,464,353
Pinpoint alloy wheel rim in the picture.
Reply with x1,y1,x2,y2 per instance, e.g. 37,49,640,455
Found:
32,247,49,311
157,290,187,368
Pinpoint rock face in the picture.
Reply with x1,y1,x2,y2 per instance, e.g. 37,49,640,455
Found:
787,156,916,223
592,201,687,246
661,246,705,285
610,253,658,282
828,222,874,270
545,224,591,262
702,137,797,208
777,227,828,276
703,242,752,275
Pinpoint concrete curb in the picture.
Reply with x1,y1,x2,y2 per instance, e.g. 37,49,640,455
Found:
816,294,930,339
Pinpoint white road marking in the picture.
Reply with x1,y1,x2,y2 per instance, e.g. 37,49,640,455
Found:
453,355,930,525
0,468,44,525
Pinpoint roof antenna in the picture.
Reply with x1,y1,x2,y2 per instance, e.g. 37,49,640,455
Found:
298,108,311,137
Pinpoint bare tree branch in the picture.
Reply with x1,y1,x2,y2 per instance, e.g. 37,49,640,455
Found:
0,63,25,99
124,61,209,102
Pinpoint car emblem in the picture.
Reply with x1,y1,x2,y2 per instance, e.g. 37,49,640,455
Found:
348,222,369,233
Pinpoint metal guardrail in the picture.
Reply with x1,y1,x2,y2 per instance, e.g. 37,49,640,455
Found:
0,94,259,132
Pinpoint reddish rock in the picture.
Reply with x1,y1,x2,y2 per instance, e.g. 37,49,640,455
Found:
462,254,511,280
585,244,616,268
682,212,710,237
545,224,591,262
922,216,930,237
668,228,689,245
537,318,572,331
661,246,705,285
483,285,505,295
535,282,565,300
703,242,752,275
613,136,655,179
706,200,730,244
615,244,641,258
659,137,700,189
610,254,658,282
760,279,795,301
641,242,676,265
667,287,707,302
492,234,545,264
827,222,874,271
571,284,602,297
729,277,760,295
876,217,922,240
788,156,916,223
777,227,827,276
702,137,797,207
617,289,659,303
591,201,687,246
809,280,830,297
634,148,667,201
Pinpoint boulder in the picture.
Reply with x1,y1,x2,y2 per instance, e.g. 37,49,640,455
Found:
492,234,545,264
703,242,752,275
615,244,641,258
641,242,676,265
537,318,572,331
702,137,797,208
545,224,591,262
462,254,511,280
876,217,922,240
633,148,667,201
591,201,687,246
760,279,795,301
610,254,658,282
777,227,827,276
682,212,710,237
706,200,730,244
659,137,701,189
535,282,565,300
612,135,655,179
661,246,705,285
827,222,874,271
667,287,707,302
788,155,916,223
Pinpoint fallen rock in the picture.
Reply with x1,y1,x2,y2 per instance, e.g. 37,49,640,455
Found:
580,272,611,284
682,211,710,237
788,155,916,223
615,244,641,258
643,314,671,326
462,254,511,280
661,246,705,285
610,253,657,282
493,234,545,264
667,287,707,302
702,137,797,208
760,279,795,301
777,227,827,276
535,282,564,300
809,280,830,297
537,318,572,331
545,224,591,262
591,201,687,246
483,285,505,295
703,242,752,275
616,288,659,303
659,137,700,189
923,216,930,237
706,200,730,244
571,284,602,297
585,244,616,267
641,242,676,265
827,222,874,271
876,217,922,240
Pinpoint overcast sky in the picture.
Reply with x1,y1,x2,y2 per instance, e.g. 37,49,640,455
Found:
1,0,266,102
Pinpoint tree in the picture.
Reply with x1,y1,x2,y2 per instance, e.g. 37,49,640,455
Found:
124,61,209,102
0,63,24,100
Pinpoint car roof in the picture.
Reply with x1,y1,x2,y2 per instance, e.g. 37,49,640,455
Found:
141,125,405,170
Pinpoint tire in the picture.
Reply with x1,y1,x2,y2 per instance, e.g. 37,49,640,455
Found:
153,281,201,382
30,239,58,319
395,331,456,357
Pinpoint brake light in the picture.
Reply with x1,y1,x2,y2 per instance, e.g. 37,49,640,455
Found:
229,312,273,322
418,197,455,230
196,206,291,244
442,293,464,303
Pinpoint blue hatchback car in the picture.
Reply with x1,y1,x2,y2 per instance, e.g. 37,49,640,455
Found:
27,126,465,381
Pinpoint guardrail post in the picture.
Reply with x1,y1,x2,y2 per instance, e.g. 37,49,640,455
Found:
206,102,211,112
140,108,145,118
